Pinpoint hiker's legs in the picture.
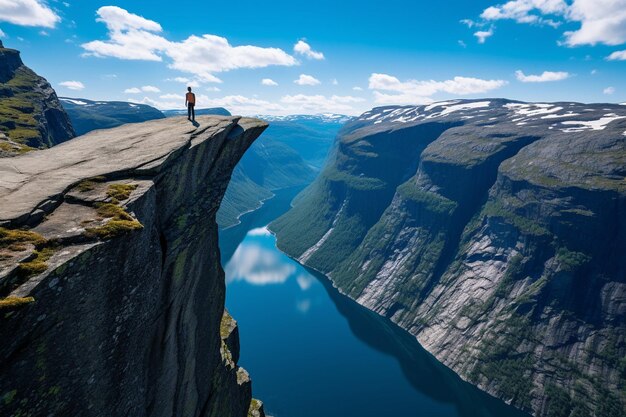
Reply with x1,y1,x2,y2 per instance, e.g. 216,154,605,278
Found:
191,104,195,120
187,104,192,119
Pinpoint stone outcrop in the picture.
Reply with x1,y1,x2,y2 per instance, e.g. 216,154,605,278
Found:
0,40,75,155
272,99,626,417
0,116,266,417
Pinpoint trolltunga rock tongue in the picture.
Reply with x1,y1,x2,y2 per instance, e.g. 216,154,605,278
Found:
0,115,269,417
0,116,264,226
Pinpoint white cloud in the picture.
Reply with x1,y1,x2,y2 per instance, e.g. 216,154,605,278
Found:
293,40,325,60
261,78,278,86
205,86,221,92
461,19,479,28
294,74,321,86
159,93,184,100
82,26,170,61
369,73,507,104
332,79,339,85
458,40,467,48
475,0,626,46
59,80,85,90
0,28,6,38
607,50,626,60
0,0,60,28
170,93,365,116
480,0,567,25
353,86,363,91
564,0,626,46
201,95,285,114
82,6,297,81
125,86,161,93
39,30,49,36
167,77,200,88
130,94,209,110
96,5,162,32
515,69,570,82
280,94,365,113
167,35,296,82
603,86,615,95
474,28,494,43
370,92,431,105
591,69,598,74
141,85,160,93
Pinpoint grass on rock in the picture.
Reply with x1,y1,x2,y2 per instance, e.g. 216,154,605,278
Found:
0,227,46,251
0,296,35,309
106,183,138,202
84,203,143,240
16,246,56,278
75,176,107,193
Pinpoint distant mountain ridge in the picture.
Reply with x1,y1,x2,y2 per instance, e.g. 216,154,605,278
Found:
60,97,165,135
257,113,353,124
0,40,74,155
272,98,626,417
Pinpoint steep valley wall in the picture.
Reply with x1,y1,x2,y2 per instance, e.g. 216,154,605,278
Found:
272,100,626,417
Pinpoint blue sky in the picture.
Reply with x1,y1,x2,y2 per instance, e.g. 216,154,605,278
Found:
1,0,625,115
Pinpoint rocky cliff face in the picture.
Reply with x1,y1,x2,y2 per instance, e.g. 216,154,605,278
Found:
0,116,267,417
272,99,626,417
0,40,75,155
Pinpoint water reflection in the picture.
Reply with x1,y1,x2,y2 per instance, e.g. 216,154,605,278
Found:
308,264,530,417
225,228,295,286
296,274,315,291
225,227,319,317
220,186,529,417
219,186,306,264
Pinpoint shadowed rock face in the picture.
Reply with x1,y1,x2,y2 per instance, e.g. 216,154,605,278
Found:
0,41,75,153
272,99,626,417
0,116,267,417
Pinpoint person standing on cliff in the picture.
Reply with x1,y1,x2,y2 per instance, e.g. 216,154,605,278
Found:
185,87,196,121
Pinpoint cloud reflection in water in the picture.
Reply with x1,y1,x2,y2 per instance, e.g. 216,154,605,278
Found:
226,229,320,315
296,299,312,313
225,240,295,286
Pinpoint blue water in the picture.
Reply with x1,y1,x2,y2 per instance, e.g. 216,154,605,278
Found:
220,188,529,417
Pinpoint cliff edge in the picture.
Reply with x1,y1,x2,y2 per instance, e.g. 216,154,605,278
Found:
0,115,267,417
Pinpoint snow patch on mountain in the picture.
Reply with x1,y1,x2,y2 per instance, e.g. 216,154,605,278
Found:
559,114,626,132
